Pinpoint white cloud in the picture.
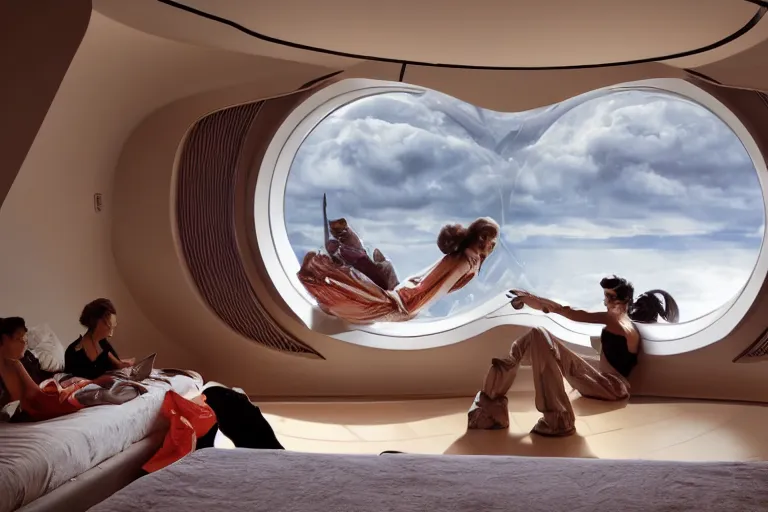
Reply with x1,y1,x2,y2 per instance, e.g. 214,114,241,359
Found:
284,87,765,324
618,163,687,197
502,214,725,243
515,247,756,322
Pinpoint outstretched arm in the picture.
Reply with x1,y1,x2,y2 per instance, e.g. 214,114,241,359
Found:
557,307,610,325
103,341,133,369
107,352,133,369
508,290,610,325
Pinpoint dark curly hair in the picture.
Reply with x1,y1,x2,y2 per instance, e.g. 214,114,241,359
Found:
599,275,680,323
0,317,27,342
436,217,499,255
79,298,117,332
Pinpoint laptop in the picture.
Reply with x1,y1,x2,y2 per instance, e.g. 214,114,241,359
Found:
118,353,156,381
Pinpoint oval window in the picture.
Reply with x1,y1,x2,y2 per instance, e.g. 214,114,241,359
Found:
283,87,764,328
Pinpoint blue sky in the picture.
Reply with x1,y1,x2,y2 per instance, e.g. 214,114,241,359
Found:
284,87,765,323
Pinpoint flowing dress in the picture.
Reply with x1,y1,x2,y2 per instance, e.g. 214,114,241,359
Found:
297,250,481,324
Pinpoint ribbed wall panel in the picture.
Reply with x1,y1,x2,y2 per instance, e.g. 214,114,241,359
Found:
176,102,322,358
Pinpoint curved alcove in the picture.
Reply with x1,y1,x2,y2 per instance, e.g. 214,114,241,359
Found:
108,49,768,401
174,100,324,359
257,78,768,355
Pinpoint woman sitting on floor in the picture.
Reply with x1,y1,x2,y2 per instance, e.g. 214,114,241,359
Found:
0,317,145,422
65,298,135,379
468,276,679,437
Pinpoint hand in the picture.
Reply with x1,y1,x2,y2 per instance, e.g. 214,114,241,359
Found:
506,290,525,310
506,290,552,313
506,290,530,310
120,358,135,368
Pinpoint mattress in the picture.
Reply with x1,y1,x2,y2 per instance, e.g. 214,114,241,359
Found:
0,373,200,512
19,431,166,512
89,448,768,512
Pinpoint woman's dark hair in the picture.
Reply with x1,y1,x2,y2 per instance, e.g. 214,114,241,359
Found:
437,217,500,255
631,290,680,324
599,275,680,323
0,317,27,342
79,298,117,332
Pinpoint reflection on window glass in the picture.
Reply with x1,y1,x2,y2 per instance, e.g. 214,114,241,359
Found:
284,87,765,323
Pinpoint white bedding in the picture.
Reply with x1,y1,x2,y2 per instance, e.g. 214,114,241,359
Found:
90,449,768,512
0,373,200,512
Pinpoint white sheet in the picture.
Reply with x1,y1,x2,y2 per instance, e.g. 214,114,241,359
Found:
0,373,200,512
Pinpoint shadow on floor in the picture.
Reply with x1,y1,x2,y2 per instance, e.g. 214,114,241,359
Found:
260,398,472,425
570,395,628,416
444,429,596,458
260,393,632,425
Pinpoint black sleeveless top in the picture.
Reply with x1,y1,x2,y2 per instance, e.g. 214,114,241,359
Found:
601,329,638,378
64,336,119,380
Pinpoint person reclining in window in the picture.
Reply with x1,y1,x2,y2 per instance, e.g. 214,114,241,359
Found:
468,276,679,436
298,212,500,325
322,193,400,292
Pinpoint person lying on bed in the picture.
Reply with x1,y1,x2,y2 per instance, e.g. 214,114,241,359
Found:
0,331,53,414
65,298,135,379
0,316,147,422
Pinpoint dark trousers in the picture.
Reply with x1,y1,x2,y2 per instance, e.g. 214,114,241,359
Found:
196,386,285,451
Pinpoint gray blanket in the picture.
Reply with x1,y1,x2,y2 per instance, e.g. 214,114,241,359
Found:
89,448,768,512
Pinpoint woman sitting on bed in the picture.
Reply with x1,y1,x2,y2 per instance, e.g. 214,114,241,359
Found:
65,298,135,379
0,317,145,422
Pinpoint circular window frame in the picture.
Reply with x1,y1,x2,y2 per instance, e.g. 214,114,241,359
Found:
254,77,768,355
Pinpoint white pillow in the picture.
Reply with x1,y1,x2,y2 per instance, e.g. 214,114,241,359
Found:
0,401,20,422
26,323,66,373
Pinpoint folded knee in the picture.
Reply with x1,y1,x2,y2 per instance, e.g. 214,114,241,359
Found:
527,327,561,359
528,327,552,345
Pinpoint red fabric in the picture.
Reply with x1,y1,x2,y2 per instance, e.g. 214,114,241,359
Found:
142,390,217,473
21,377,90,421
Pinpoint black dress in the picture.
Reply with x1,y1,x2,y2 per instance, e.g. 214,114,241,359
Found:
600,329,638,378
64,336,119,380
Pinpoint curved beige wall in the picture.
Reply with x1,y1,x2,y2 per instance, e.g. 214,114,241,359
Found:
0,0,91,208
0,10,331,368
112,56,768,402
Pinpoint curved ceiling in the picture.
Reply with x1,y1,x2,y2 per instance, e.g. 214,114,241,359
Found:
99,0,768,69
93,0,360,68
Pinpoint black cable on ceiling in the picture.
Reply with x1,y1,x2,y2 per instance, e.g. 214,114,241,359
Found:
155,0,766,71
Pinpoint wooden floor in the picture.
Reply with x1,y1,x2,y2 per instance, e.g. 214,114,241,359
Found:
246,392,768,462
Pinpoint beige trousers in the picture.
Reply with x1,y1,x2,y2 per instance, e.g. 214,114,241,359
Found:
468,327,630,436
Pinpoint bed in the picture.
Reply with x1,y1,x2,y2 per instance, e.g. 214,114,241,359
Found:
88,448,768,512
0,371,201,512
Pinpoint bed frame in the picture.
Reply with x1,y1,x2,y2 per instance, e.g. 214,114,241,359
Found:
18,430,164,512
